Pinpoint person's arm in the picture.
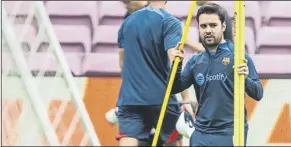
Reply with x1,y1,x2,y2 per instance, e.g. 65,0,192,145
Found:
180,89,191,102
162,17,183,66
244,55,264,101
163,17,196,116
118,23,125,72
163,17,195,98
168,51,196,116
172,58,195,94
185,39,205,53
118,49,124,72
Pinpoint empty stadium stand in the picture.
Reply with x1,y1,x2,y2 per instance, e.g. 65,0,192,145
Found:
3,1,291,78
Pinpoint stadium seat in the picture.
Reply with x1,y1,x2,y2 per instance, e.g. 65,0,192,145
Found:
45,1,98,36
24,25,90,75
53,25,91,75
92,25,199,53
92,25,119,53
25,52,83,76
52,25,91,53
98,1,127,25
2,46,62,75
264,1,291,26
3,1,32,15
256,27,291,54
82,53,119,74
13,24,38,52
23,53,61,75
26,53,58,73
215,1,261,37
5,1,289,77
249,54,291,77
165,1,193,19
3,1,35,24
166,1,200,27
245,26,256,54
258,1,271,20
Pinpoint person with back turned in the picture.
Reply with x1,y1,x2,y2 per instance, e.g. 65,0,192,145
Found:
116,1,194,146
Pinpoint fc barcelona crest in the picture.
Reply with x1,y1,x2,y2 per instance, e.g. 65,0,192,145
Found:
222,57,230,65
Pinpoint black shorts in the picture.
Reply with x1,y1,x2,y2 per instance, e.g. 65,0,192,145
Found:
116,104,182,145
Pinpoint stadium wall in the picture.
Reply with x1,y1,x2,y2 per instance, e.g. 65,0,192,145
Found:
3,77,291,146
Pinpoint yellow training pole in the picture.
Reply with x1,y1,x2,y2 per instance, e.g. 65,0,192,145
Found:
151,1,197,146
234,1,245,146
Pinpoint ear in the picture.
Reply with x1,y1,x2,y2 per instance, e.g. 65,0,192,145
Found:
222,21,226,32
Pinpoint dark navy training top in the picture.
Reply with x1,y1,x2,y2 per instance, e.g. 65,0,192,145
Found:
172,40,264,135
117,6,182,106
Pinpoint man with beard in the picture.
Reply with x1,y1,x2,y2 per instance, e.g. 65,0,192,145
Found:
169,3,263,146
185,1,233,53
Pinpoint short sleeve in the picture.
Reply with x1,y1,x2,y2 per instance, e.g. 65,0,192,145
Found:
163,17,182,51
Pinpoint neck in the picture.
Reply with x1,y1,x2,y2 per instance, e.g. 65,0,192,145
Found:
208,46,218,52
149,2,165,8
207,39,226,52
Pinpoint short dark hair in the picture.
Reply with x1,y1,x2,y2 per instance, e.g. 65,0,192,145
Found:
196,3,226,24
121,0,130,4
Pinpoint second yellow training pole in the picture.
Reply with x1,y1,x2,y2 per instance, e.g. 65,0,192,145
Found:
234,1,245,146
151,1,197,146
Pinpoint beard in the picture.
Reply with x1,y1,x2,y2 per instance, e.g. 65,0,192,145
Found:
201,34,223,49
